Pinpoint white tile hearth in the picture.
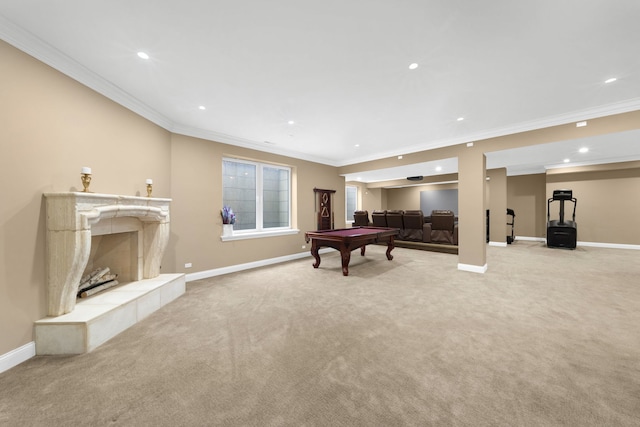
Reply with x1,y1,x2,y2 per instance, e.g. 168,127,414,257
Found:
35,274,185,355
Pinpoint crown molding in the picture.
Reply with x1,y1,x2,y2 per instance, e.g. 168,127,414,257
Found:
170,124,339,166
338,98,640,167
0,13,174,130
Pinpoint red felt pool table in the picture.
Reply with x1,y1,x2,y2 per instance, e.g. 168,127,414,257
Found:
304,226,399,276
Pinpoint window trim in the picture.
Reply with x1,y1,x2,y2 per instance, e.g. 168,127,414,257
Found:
220,228,300,242
345,184,358,224
222,157,292,236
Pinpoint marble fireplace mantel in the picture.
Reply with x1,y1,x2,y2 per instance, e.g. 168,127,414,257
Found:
44,192,172,316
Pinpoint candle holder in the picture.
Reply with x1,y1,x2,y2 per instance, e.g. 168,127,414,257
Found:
146,183,153,197
81,173,92,192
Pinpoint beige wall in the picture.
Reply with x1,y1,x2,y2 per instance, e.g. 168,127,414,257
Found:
507,174,547,238
487,168,507,243
457,149,487,267
363,187,384,215
170,133,344,273
546,162,640,244
0,41,172,354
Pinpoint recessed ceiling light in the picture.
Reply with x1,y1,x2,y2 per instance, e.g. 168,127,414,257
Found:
457,117,464,121
579,147,589,153
408,63,419,70
605,77,617,84
435,166,442,172
198,106,206,110
137,51,149,60
398,155,403,159
576,121,587,127
354,144,360,148
287,120,295,125
563,158,570,163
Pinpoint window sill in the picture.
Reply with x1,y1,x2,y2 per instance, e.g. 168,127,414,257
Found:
220,228,300,242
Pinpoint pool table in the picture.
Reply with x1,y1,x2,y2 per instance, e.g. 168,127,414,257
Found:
304,226,399,276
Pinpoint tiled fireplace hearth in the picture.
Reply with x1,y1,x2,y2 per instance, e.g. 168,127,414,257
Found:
35,192,185,355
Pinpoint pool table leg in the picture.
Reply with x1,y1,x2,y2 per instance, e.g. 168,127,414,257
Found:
385,238,395,260
340,248,351,276
310,241,321,268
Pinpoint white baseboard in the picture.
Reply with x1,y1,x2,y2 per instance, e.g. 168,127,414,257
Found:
514,236,640,250
0,341,35,374
185,248,333,282
458,263,488,274
577,241,640,250
489,241,508,247
514,236,546,242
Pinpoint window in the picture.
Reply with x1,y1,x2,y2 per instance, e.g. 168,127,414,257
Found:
223,158,291,232
345,185,358,223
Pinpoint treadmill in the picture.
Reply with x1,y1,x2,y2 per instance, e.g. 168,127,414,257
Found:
547,189,577,249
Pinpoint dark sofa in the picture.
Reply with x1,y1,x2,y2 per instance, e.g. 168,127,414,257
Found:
355,209,458,245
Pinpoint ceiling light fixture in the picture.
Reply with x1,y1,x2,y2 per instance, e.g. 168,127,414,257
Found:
579,147,589,153
457,117,464,121
137,51,149,59
605,77,617,84
408,63,419,70
576,121,587,127
398,155,403,160
354,144,360,148
563,158,570,163
287,120,295,125
435,166,442,172
198,106,206,110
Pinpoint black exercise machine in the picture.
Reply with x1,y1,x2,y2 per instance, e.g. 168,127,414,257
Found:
547,189,577,249
506,208,515,244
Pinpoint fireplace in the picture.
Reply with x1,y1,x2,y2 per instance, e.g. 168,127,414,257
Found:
35,192,185,354
86,231,139,286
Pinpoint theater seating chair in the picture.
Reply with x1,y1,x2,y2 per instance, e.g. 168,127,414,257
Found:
353,210,370,226
371,210,387,227
385,210,404,232
425,210,458,245
402,210,428,242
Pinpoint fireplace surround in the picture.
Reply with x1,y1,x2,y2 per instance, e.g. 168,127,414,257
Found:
35,192,185,354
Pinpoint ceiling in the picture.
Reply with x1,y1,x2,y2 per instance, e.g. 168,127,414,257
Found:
2,1,640,181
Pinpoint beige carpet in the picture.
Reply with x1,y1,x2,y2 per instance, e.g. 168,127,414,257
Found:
1,242,639,426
